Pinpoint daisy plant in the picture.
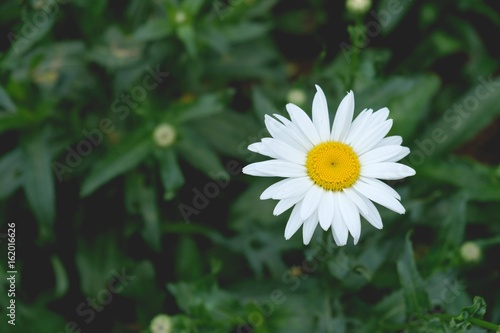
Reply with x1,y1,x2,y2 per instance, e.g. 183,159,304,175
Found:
243,85,416,245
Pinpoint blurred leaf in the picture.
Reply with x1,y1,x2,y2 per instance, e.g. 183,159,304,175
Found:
358,74,441,140
437,192,468,248
397,233,430,317
50,255,69,298
155,148,184,200
177,24,197,58
21,128,56,229
80,128,153,197
133,18,173,42
377,0,415,34
417,157,500,201
252,85,278,121
137,181,161,252
175,236,203,281
174,92,226,124
0,148,23,200
176,128,227,179
0,86,16,113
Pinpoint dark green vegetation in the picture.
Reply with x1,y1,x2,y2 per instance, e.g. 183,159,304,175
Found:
1,0,500,332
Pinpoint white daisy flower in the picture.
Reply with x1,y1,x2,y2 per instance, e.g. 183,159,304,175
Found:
242,85,415,246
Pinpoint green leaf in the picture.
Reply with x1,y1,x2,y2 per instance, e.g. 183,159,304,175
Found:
50,255,69,298
419,76,500,155
0,86,16,113
175,236,203,281
176,129,227,179
437,192,468,248
397,233,430,317
21,129,56,230
137,182,161,252
177,24,197,58
377,0,415,34
80,129,153,197
174,93,226,124
155,148,184,200
0,148,23,200
417,157,500,201
358,75,441,140
133,18,173,42
252,85,278,121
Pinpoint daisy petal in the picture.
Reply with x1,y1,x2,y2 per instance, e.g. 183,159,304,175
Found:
331,193,348,246
273,194,305,216
359,176,401,200
248,142,279,159
376,135,403,147
265,115,309,152
338,192,361,244
286,103,321,145
361,162,416,180
331,91,354,141
300,185,323,220
353,178,405,214
261,138,306,165
243,160,307,178
343,188,383,229
359,145,410,165
312,85,331,141
351,119,393,155
285,202,304,240
302,213,319,245
273,114,313,150
260,177,312,200
318,190,334,231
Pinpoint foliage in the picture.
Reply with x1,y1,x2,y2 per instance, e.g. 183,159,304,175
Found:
0,0,500,332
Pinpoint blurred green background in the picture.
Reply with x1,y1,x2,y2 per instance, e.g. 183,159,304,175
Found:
1,0,500,332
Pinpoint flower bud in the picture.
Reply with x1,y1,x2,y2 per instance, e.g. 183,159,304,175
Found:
460,241,482,263
150,314,173,333
153,123,176,148
346,0,372,15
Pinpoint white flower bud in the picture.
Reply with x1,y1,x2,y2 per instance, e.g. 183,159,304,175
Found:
175,11,187,25
287,88,307,106
153,123,176,148
346,0,372,15
460,241,482,263
150,314,173,333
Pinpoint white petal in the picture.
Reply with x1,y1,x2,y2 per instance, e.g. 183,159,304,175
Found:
344,109,372,145
343,188,383,229
284,201,304,240
375,135,403,147
318,190,334,231
353,178,405,214
331,91,354,141
273,194,305,216
273,114,313,150
248,142,279,159
351,119,393,155
286,103,321,145
371,107,390,123
302,213,319,245
331,193,348,246
358,176,401,200
361,162,416,180
312,85,331,141
243,160,307,178
260,176,312,200
338,193,361,244
261,138,306,165
359,145,410,165
265,115,309,152
300,185,323,220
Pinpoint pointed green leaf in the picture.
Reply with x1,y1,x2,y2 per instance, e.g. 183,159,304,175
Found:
397,233,430,317
0,148,23,200
133,18,173,42
21,129,56,228
155,148,184,200
176,129,227,179
80,129,153,197
137,181,161,252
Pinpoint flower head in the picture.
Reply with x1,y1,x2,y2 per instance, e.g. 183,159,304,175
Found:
150,314,173,333
154,123,176,148
242,85,415,245
460,241,482,263
346,0,372,15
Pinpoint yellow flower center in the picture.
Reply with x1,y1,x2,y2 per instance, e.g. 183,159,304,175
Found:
306,141,361,191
